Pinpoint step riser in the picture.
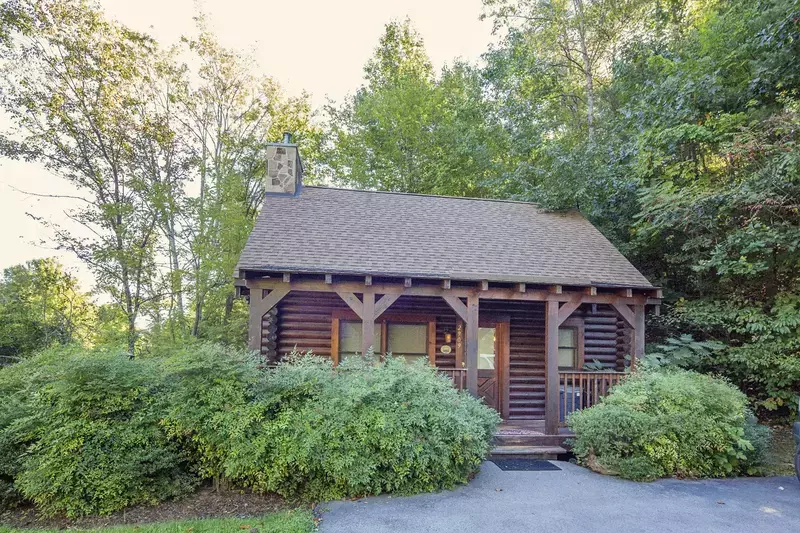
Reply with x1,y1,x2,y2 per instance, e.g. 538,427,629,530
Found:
494,435,568,447
489,453,561,460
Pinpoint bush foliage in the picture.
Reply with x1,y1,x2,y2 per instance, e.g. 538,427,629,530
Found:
250,355,499,500
0,347,195,516
568,369,770,481
0,345,497,515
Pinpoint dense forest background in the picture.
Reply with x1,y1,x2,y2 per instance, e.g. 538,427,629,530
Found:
0,0,798,417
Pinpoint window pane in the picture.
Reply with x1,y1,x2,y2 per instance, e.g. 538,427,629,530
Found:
558,327,576,348
339,321,381,356
559,348,576,368
387,323,427,355
478,327,495,369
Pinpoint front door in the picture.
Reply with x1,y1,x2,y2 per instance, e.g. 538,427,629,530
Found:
477,319,509,418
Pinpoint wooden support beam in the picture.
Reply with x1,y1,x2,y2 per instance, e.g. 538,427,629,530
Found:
248,288,290,352
480,280,489,291
620,288,633,298
517,283,526,293
336,291,364,319
331,317,340,365
441,279,451,290
633,304,645,362
325,274,333,284
611,302,635,328
442,295,468,322
654,304,661,316
247,279,649,305
427,321,437,366
361,292,376,356
557,295,583,325
455,319,464,369
545,299,560,435
404,277,412,288
365,275,372,286
465,295,479,396
282,273,291,283
374,293,400,318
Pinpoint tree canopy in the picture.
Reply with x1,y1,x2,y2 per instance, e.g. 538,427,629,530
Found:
1,0,798,415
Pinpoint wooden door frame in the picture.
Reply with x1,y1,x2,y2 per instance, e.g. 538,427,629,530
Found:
479,315,510,419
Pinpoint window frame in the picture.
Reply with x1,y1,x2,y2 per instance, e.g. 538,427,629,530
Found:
331,309,436,366
557,318,585,370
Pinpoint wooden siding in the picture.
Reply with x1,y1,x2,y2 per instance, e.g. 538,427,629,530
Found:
259,292,631,419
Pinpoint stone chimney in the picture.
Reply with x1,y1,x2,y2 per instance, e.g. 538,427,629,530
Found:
265,132,303,197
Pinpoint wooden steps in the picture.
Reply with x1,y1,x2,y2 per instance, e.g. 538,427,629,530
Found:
493,420,573,455
489,445,567,460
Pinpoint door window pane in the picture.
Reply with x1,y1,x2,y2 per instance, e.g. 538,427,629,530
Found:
339,320,381,359
478,327,496,369
387,323,427,362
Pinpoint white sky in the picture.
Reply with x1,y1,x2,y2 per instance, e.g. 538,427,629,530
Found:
0,0,495,289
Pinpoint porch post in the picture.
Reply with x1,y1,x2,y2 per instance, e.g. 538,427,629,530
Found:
633,303,646,363
465,295,479,396
545,299,560,435
361,292,376,356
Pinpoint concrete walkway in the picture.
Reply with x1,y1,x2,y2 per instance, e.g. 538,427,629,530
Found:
320,461,800,533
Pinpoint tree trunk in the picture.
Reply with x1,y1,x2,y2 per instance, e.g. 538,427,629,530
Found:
573,0,594,140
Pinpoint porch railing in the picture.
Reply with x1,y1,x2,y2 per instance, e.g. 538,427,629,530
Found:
439,368,467,391
559,371,627,425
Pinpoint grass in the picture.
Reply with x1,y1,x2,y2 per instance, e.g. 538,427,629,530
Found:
0,509,315,533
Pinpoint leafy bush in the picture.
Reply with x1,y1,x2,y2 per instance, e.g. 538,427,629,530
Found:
0,345,498,514
0,346,195,516
568,369,770,481
218,354,499,501
160,344,267,485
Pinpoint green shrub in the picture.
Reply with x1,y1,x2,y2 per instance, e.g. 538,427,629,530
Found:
160,343,267,484
568,369,770,481
221,354,499,501
0,346,195,516
0,344,498,513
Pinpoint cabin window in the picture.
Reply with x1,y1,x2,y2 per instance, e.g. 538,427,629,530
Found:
386,323,428,363
338,320,382,359
558,326,579,369
333,313,435,365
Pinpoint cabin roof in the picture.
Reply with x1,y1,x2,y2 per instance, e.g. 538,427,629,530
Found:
236,186,654,289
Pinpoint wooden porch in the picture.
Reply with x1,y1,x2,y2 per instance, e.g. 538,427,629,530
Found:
241,273,660,437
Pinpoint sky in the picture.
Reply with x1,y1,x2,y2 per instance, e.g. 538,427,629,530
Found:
0,0,496,289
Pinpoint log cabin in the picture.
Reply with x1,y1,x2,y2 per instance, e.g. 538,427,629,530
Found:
235,135,661,454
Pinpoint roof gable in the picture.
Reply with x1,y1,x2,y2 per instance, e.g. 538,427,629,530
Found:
237,187,653,289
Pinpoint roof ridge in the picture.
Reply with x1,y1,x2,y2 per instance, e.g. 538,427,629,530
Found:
302,185,559,208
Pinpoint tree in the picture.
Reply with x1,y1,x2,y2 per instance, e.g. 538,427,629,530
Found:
322,19,508,196
0,0,172,353
482,0,655,139
171,22,319,343
0,258,94,358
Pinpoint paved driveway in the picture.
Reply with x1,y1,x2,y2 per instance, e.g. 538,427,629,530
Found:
320,461,800,533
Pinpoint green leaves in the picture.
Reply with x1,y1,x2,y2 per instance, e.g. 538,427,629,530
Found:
569,369,771,480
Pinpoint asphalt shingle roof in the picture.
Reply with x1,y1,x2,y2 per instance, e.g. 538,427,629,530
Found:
237,186,654,289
